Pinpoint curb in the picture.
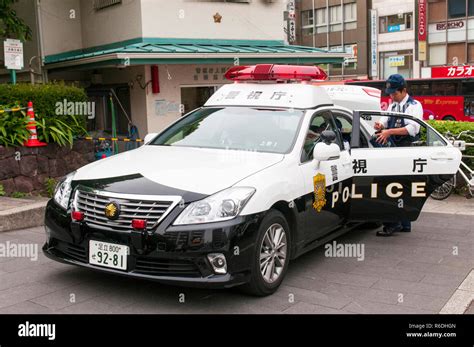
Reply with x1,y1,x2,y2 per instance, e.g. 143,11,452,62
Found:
0,201,47,233
440,270,474,314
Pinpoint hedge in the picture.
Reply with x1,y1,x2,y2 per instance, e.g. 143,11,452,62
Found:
428,120,474,168
0,83,88,147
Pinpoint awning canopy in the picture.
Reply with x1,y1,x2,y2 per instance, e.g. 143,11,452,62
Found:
44,38,350,71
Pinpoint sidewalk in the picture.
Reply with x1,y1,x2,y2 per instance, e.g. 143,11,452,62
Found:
0,196,49,232
422,194,474,216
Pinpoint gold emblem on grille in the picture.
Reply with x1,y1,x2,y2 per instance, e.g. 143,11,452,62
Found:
312,173,327,212
105,202,120,220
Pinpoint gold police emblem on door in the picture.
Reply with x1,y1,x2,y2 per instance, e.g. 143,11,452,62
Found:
312,173,327,212
105,201,120,220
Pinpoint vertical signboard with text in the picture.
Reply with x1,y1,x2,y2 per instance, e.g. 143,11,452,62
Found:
370,9,378,78
287,0,296,43
417,0,427,61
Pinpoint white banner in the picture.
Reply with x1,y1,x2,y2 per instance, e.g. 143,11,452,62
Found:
370,10,378,78
3,39,24,70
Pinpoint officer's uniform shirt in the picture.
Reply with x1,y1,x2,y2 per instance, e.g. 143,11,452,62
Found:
379,94,423,137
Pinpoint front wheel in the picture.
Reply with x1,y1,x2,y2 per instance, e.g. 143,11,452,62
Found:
240,210,290,296
431,176,456,200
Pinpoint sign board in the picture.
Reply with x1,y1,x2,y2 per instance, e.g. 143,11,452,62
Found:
3,39,24,70
389,56,405,67
370,9,378,78
431,66,474,78
436,20,464,30
287,0,296,43
417,0,427,61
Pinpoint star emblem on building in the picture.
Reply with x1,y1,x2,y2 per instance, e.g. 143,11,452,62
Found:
213,12,222,23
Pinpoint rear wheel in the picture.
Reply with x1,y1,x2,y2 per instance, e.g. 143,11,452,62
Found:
443,116,456,121
240,210,290,296
431,176,456,200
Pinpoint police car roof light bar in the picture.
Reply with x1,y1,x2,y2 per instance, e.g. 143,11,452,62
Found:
224,64,328,82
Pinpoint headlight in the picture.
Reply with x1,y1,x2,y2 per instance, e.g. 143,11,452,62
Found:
53,172,75,210
173,187,256,225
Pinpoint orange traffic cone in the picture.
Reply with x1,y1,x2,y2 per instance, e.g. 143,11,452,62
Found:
24,101,47,147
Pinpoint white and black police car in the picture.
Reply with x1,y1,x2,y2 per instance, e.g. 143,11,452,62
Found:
43,65,461,296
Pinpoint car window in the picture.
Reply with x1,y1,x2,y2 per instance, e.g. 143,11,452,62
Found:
333,113,369,150
151,107,305,154
357,112,447,148
301,111,340,162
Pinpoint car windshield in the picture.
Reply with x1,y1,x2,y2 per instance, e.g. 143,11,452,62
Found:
150,107,304,154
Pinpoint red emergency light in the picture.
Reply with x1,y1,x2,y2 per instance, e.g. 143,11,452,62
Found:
224,64,328,81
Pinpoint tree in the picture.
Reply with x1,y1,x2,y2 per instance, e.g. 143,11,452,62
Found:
0,0,32,42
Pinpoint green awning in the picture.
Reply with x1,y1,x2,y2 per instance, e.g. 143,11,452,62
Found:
44,38,350,71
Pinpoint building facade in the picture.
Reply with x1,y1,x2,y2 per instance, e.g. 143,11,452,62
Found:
372,0,420,79
295,0,370,79
1,0,348,139
426,0,474,67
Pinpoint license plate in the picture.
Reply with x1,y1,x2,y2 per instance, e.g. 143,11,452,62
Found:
89,240,129,271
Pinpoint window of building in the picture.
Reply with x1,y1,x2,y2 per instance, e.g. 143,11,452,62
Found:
469,0,474,16
343,3,357,30
429,45,447,65
315,7,328,33
447,42,466,64
468,43,474,62
329,5,342,32
301,10,314,36
448,0,466,18
429,0,447,22
379,13,413,33
94,0,122,11
380,50,413,79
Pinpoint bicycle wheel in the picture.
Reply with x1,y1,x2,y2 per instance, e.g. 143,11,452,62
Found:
430,177,456,200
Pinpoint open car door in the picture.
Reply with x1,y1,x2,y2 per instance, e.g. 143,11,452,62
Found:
348,111,462,222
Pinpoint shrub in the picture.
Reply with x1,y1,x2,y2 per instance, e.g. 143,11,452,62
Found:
0,83,89,147
44,177,57,198
427,120,474,168
0,184,5,197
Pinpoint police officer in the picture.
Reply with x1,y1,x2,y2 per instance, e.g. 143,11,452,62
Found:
374,74,423,236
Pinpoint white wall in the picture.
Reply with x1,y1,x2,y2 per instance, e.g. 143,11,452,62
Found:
141,0,286,41
144,64,232,133
79,0,142,48
39,0,83,56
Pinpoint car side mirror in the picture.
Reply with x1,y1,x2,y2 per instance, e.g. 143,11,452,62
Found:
320,130,336,145
313,141,341,162
144,133,158,145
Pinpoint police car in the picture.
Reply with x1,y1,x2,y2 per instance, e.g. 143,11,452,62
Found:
43,65,461,296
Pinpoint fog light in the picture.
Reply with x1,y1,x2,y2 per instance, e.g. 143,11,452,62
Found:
132,219,147,230
71,210,84,221
207,253,227,274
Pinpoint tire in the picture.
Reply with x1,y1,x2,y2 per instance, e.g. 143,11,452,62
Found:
443,116,456,121
239,210,290,296
430,176,455,200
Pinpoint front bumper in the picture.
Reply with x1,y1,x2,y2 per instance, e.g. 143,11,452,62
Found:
43,200,264,289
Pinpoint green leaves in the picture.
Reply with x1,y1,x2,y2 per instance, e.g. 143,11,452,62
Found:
0,0,32,41
0,107,30,147
0,83,89,147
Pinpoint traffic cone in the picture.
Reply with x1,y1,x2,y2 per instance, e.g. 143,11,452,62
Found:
24,101,47,147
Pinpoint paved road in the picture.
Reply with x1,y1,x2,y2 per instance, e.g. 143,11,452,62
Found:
0,212,472,314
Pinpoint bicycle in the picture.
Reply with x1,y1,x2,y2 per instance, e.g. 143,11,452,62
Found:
430,130,474,200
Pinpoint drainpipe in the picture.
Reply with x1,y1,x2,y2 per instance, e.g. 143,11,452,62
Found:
312,0,316,47
35,0,47,83
341,0,344,79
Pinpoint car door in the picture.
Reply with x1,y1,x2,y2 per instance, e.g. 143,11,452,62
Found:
347,110,462,222
298,110,353,242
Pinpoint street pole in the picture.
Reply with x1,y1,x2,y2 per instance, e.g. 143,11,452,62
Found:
10,70,17,84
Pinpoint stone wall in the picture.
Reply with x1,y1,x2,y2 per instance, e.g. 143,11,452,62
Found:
0,140,95,195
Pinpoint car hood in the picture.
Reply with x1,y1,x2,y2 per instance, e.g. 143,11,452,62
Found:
73,145,284,196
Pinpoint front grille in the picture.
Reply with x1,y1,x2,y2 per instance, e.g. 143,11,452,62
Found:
55,241,87,263
74,189,179,233
134,257,201,277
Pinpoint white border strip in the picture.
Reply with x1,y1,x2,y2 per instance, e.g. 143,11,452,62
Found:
440,270,474,314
